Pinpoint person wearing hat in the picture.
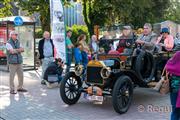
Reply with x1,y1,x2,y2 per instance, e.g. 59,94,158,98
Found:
116,25,134,54
156,27,174,51
6,31,27,94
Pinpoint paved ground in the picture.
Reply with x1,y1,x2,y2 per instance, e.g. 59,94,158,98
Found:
0,70,171,120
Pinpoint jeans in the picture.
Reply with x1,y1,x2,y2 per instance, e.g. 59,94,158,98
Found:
66,52,72,73
42,57,54,79
170,92,180,120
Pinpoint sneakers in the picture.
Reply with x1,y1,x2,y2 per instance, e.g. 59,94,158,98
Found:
10,90,17,94
44,80,53,88
17,88,28,92
41,80,46,85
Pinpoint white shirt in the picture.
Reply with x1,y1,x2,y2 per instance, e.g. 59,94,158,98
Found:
92,41,99,52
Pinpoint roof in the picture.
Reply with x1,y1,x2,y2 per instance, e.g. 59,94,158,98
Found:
0,16,35,23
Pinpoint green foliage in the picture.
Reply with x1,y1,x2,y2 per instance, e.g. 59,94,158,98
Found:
67,25,89,44
0,0,13,17
82,0,172,31
16,0,50,31
35,28,43,38
164,0,180,23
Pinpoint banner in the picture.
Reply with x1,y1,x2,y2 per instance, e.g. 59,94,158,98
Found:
50,0,66,62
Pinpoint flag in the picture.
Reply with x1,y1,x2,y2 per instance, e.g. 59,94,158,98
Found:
50,0,66,62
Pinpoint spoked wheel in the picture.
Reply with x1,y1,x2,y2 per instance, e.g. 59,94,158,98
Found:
112,75,133,114
60,72,82,105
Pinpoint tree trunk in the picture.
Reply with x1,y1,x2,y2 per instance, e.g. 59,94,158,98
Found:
82,0,94,37
40,7,50,32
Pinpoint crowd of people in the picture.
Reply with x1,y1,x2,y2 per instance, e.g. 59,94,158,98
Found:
36,23,180,88
5,23,180,119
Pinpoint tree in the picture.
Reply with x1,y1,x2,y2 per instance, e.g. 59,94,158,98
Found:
0,0,13,17
16,0,71,31
16,0,50,31
164,0,180,23
81,0,171,33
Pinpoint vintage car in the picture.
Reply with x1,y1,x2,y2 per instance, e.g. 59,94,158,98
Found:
59,26,175,114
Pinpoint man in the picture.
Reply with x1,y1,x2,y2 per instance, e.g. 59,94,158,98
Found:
135,23,157,53
66,30,73,73
43,58,64,88
117,26,134,54
174,33,180,51
38,31,54,84
6,31,27,94
90,35,99,55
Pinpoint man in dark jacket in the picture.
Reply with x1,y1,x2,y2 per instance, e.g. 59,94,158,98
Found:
43,58,64,88
38,31,54,84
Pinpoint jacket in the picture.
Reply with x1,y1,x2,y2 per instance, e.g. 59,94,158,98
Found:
7,39,23,64
156,35,174,51
38,38,54,59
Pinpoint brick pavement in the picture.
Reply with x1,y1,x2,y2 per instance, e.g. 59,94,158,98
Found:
0,70,171,120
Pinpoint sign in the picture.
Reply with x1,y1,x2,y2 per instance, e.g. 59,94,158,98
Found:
14,16,23,26
50,0,66,62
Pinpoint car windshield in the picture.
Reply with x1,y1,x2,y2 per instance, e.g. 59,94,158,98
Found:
98,25,135,54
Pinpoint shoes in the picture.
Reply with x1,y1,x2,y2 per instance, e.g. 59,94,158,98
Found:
41,80,46,85
17,88,28,92
44,80,53,88
10,90,17,94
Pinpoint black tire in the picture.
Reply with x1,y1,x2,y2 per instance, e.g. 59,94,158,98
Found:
134,51,155,83
60,72,82,105
112,75,133,114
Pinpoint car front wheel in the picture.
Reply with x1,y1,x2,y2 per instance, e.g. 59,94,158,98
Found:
60,72,82,105
112,75,133,114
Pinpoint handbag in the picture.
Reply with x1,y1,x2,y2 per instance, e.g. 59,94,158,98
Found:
153,76,164,91
176,89,180,108
159,68,170,95
154,68,167,91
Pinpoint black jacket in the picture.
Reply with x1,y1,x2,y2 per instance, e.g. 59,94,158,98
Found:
43,62,63,81
38,38,54,59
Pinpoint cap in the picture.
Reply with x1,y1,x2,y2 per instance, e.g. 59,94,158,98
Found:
123,26,131,30
10,31,18,36
161,27,169,34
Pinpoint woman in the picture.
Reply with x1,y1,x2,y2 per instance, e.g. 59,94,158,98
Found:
77,34,89,51
90,35,99,55
165,51,180,120
76,34,89,67
156,28,174,52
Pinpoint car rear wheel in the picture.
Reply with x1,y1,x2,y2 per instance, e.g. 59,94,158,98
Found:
60,72,82,105
112,75,133,114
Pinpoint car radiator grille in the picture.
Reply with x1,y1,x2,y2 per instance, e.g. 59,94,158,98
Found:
86,66,103,85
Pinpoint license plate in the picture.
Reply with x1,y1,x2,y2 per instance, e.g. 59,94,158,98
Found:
87,95,104,102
